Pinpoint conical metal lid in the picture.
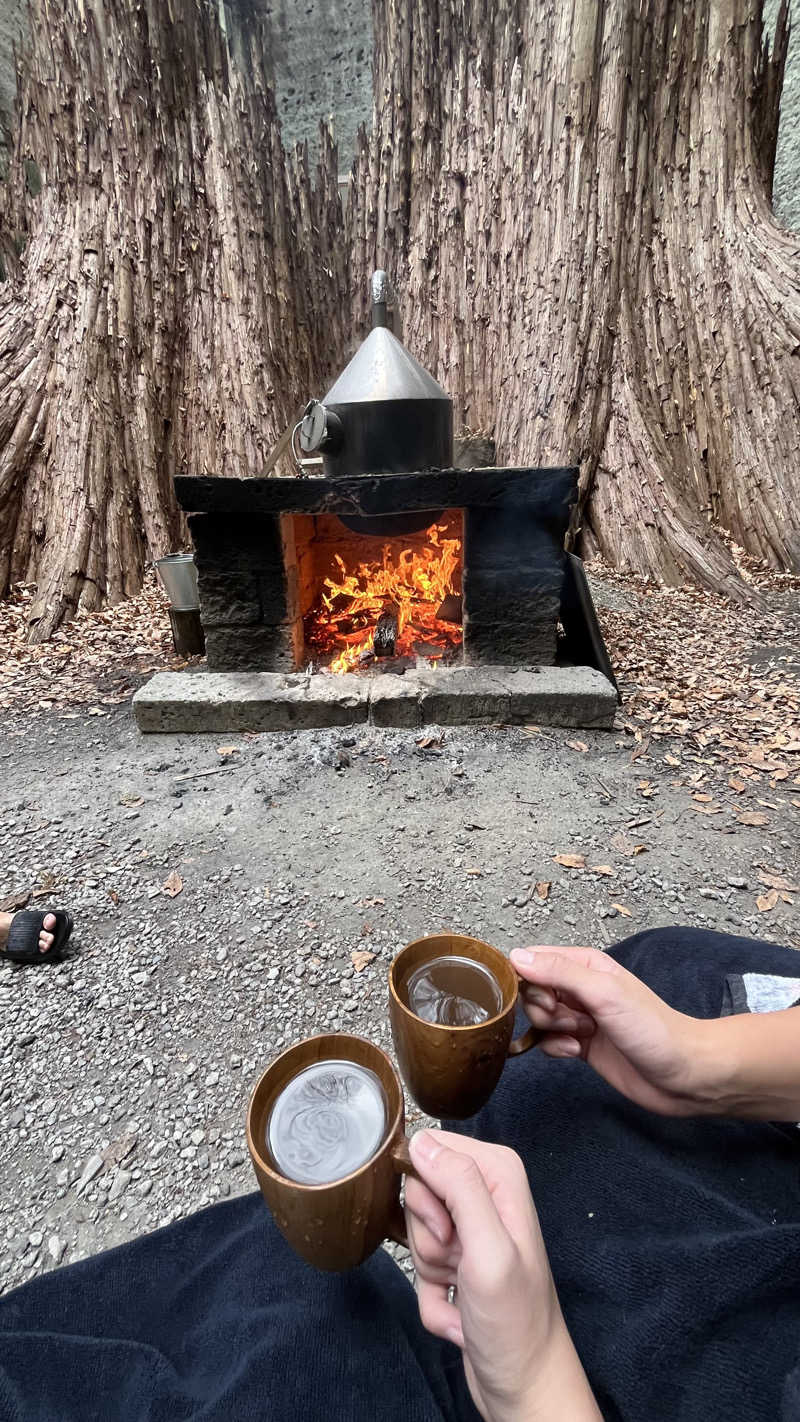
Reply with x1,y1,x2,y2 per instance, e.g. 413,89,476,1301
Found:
324,325,450,407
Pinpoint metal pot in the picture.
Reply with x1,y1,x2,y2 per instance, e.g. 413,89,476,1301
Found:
155,553,199,610
298,272,451,536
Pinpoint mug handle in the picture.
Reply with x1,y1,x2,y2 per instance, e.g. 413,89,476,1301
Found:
508,978,545,1056
508,1024,544,1056
387,1136,419,1248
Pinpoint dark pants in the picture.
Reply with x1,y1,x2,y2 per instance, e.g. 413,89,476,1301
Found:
2,929,800,1421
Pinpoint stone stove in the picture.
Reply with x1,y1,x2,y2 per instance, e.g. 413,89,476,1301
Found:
134,273,617,733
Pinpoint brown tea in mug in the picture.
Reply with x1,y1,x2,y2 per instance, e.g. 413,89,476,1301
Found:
403,954,504,1027
266,1060,388,1185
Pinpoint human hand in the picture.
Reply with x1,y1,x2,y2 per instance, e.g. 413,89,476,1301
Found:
511,944,708,1116
405,1130,600,1422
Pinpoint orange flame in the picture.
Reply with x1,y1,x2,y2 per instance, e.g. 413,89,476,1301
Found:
305,525,462,674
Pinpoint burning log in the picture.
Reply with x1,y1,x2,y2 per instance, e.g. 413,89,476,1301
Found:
436,593,462,625
373,603,399,658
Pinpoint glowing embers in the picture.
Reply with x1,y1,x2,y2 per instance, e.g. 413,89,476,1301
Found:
303,524,463,674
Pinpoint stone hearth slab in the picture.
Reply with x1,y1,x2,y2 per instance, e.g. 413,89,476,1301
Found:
133,667,616,733
133,671,370,733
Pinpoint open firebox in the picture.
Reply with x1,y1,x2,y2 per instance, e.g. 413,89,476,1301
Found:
297,511,463,674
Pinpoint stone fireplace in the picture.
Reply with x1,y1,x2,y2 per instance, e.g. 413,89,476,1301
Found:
134,275,618,734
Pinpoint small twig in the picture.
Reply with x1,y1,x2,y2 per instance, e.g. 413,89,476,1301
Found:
173,766,233,784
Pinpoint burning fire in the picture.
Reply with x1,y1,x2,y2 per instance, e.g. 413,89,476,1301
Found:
305,525,462,674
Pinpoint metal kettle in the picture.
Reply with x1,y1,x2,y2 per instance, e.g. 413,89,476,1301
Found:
296,272,451,536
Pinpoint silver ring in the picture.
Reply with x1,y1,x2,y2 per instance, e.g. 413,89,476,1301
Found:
447,1285,457,1305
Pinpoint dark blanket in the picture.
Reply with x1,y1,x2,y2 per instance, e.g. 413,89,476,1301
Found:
1,927,799,1421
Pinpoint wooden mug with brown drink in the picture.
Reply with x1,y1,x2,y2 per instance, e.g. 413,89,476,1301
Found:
389,933,542,1118
246,1033,416,1271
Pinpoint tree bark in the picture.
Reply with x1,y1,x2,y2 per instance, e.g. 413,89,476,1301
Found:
2,0,799,640
0,0,347,640
347,0,800,598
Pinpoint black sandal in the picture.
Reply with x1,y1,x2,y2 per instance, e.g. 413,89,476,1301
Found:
2,909,74,963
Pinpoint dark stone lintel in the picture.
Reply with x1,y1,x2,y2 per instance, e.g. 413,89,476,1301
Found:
174,467,578,519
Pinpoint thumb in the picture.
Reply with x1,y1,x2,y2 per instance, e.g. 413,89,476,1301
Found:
511,945,630,1019
409,1131,507,1254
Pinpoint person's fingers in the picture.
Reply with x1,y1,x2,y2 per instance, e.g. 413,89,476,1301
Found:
409,1132,510,1255
511,946,626,1020
519,984,558,1013
412,1132,540,1267
406,1209,461,1274
536,1034,583,1058
519,992,596,1038
42,914,56,930
404,1174,454,1247
415,1277,464,1347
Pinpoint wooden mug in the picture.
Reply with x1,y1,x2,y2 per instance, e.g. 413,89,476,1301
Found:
389,933,542,1118
246,1032,415,1271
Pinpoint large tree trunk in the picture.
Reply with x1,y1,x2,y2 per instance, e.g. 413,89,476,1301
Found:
348,0,800,598
0,0,347,640
2,0,798,639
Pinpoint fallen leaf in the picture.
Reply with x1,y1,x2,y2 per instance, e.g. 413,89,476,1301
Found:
631,739,651,762
728,777,746,793
535,881,551,900
638,780,655,798
756,889,779,913
0,890,31,913
611,903,633,918
553,853,586,870
102,1133,138,1168
119,793,144,808
465,868,483,877
692,793,714,803
216,745,239,757
88,706,107,716
692,802,723,815
734,811,769,827
566,739,588,753
780,891,794,905
590,865,615,876
416,734,444,749
351,949,376,972
758,869,800,892
162,870,183,898
664,753,681,767
609,831,647,857
108,889,120,905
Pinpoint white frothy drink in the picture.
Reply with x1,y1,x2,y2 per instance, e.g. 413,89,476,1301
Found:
267,1060,388,1185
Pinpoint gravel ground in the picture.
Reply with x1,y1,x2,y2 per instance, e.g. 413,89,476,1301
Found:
1,683,798,1293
